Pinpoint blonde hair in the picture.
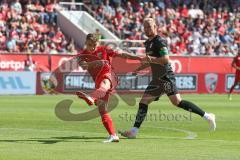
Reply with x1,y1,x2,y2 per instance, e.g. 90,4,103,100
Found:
143,18,156,25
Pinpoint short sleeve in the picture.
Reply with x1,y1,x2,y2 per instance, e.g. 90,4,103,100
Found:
153,38,169,57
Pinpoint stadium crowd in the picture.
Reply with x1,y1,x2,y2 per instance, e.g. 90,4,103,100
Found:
0,0,239,56
90,0,240,56
0,0,77,54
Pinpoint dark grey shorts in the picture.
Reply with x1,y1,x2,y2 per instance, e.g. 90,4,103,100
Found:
144,75,178,100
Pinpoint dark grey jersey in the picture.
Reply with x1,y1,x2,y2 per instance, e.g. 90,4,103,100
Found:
144,35,173,79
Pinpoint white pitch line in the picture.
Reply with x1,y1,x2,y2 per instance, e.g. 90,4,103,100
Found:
79,121,198,139
145,126,198,140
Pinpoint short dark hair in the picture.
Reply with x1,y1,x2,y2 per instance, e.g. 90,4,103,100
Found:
86,33,98,42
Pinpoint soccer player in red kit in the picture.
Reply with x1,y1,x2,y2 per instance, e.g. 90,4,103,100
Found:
228,51,240,100
76,33,141,142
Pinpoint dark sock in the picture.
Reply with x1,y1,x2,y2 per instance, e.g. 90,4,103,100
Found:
178,100,205,117
133,103,148,128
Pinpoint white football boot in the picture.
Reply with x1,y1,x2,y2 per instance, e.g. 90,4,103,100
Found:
204,113,216,131
103,134,119,143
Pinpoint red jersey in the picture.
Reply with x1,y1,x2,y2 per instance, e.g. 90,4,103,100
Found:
234,55,240,68
234,55,240,75
77,46,118,82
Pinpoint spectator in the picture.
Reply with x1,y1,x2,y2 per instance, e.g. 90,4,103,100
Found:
66,38,77,54
6,36,17,52
11,0,22,14
24,54,36,71
45,0,57,24
49,42,58,54
103,0,115,19
95,28,104,39
1,0,240,56
0,0,73,54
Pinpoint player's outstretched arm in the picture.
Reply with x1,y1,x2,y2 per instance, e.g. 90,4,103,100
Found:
79,60,108,70
142,55,170,65
116,51,142,60
88,60,108,67
133,63,150,73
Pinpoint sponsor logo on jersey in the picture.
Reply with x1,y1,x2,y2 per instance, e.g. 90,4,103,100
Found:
97,52,103,58
149,43,153,48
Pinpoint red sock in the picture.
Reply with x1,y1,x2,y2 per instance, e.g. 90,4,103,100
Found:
100,111,115,135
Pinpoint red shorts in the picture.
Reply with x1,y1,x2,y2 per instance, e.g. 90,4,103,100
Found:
95,72,118,101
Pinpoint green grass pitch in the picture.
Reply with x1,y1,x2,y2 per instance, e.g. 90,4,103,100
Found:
0,94,240,160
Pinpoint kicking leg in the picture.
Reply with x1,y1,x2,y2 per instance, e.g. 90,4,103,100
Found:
91,78,111,100
76,78,111,105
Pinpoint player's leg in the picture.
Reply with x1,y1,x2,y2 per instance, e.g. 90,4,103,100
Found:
119,80,162,138
168,93,205,116
91,78,111,101
168,93,216,131
95,78,118,142
228,75,240,100
229,82,237,100
133,92,160,129
161,75,216,131
119,93,158,138
97,95,119,143
76,78,111,105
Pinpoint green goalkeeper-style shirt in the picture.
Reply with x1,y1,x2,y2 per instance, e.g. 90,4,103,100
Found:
144,35,174,80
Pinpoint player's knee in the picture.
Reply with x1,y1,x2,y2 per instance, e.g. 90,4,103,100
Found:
101,79,111,89
140,95,156,105
169,94,182,106
171,99,181,106
97,99,107,107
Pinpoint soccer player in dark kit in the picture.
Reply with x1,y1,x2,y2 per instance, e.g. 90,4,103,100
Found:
119,18,216,138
